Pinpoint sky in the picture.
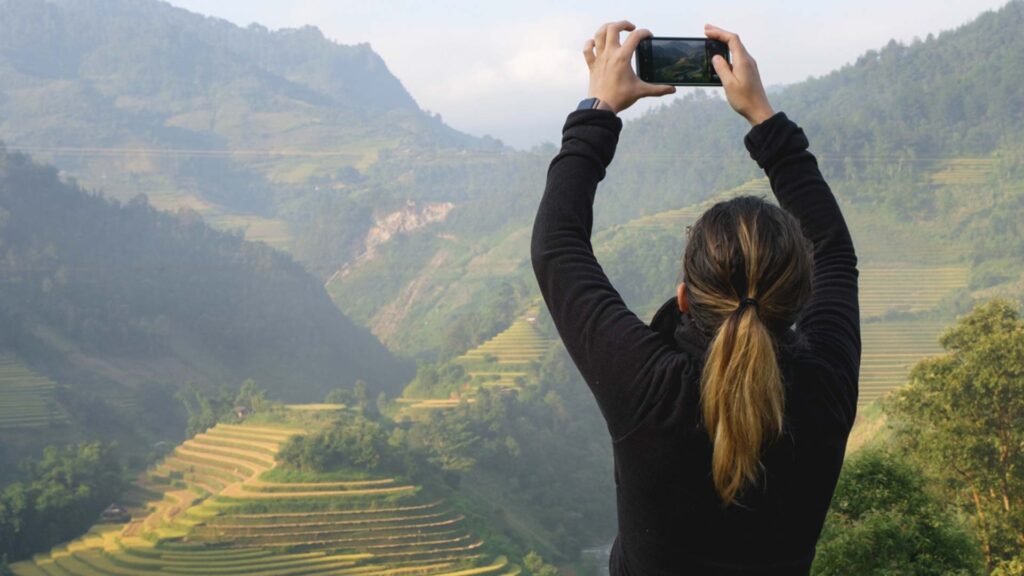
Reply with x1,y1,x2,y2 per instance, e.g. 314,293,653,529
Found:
166,0,1010,149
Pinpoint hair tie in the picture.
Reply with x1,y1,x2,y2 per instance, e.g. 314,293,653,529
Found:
739,297,760,311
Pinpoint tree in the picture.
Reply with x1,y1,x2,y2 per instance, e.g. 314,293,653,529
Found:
992,557,1024,576
812,448,982,575
353,379,369,413
176,382,229,437
324,387,353,405
0,443,124,562
234,379,267,412
886,298,1024,569
276,415,390,472
523,551,559,576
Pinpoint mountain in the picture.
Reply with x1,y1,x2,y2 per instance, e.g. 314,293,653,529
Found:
2,0,1021,363
0,0,495,254
332,1,1024,357
0,145,413,475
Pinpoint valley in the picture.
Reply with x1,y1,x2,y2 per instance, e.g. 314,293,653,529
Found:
1,0,1023,573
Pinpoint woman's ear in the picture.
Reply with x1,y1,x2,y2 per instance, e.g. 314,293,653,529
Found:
677,281,689,313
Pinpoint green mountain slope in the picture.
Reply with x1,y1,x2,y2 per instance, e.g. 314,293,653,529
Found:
0,0,491,255
0,146,413,475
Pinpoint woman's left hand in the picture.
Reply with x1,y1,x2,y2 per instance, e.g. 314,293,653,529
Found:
584,21,676,114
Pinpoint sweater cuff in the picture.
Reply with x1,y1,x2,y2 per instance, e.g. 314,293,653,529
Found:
561,108,624,168
743,111,809,171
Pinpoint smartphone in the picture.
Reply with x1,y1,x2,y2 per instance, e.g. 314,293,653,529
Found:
635,37,730,86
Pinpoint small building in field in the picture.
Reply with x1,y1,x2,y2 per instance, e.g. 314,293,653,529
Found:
98,503,131,524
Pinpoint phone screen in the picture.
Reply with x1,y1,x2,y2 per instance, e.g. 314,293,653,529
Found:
638,38,728,86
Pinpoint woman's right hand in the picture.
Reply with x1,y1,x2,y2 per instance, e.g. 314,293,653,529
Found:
705,24,775,126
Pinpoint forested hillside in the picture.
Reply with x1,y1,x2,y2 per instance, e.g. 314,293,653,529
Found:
0,146,412,477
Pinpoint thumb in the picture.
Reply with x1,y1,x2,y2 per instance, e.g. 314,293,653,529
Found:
711,54,735,84
641,82,677,97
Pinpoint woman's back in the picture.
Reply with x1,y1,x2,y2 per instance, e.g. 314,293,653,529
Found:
612,312,854,572
529,22,859,576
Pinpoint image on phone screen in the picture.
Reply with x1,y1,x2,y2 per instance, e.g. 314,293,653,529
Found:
637,38,729,86
652,39,707,83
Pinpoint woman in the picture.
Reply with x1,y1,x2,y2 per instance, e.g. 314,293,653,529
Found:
530,21,860,575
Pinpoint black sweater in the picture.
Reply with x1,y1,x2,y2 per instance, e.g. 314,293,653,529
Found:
530,110,860,575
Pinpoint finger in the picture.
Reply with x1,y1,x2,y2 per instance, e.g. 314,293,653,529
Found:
594,23,609,50
711,54,736,85
621,27,652,55
605,20,635,48
640,82,677,98
583,39,596,67
704,23,749,62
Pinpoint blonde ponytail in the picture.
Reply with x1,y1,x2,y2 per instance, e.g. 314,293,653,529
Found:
682,196,812,506
700,304,784,505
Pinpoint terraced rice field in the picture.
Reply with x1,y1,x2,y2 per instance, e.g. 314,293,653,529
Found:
453,306,554,369
207,213,294,251
857,321,948,407
397,305,555,413
395,398,476,410
859,266,968,319
12,420,512,576
929,158,996,186
0,354,68,429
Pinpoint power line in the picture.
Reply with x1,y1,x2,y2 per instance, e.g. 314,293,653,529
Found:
2,144,1002,163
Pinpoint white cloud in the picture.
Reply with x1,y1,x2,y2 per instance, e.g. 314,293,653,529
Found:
389,16,591,146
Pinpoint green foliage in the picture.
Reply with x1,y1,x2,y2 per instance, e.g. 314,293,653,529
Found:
0,442,125,562
523,551,560,576
402,362,467,399
886,298,1024,569
597,227,685,315
175,382,233,438
993,557,1024,576
439,283,521,361
400,347,616,554
813,448,983,575
175,380,279,437
234,379,270,412
409,405,481,472
276,414,397,473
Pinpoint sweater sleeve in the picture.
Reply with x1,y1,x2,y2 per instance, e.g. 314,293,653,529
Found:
745,112,861,426
530,109,689,439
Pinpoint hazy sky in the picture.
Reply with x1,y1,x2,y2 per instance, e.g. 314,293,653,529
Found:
166,0,1009,148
